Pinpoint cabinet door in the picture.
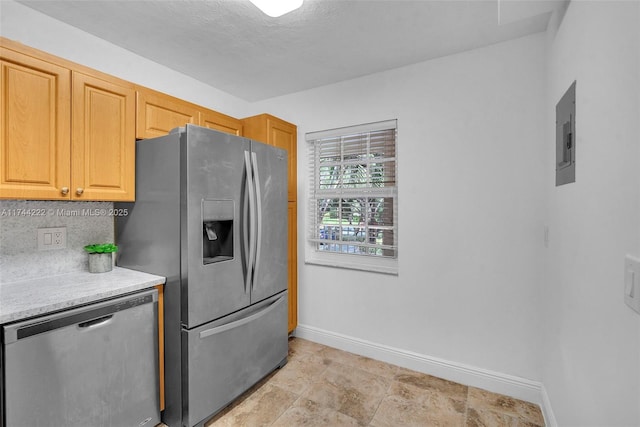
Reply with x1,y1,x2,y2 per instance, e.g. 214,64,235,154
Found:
201,109,243,136
267,117,297,202
0,49,71,200
136,89,199,139
72,72,135,201
288,201,298,333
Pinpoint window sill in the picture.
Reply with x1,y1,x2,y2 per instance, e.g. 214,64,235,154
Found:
305,251,398,276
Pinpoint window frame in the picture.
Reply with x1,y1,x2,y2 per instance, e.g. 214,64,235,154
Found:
305,119,398,275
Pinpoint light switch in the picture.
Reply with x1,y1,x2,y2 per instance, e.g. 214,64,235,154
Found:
624,255,640,314
625,271,635,297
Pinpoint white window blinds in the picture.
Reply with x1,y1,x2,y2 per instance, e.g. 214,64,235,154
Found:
307,120,398,271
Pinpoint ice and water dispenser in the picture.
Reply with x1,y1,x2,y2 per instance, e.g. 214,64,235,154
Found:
202,200,234,264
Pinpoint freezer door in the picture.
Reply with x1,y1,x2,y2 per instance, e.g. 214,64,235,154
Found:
250,140,288,303
182,291,288,427
183,126,252,328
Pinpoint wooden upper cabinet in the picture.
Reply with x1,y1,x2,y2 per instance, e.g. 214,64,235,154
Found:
201,109,243,136
271,120,297,201
136,87,243,138
1,38,136,201
72,72,135,201
136,88,199,139
0,47,71,200
242,114,297,202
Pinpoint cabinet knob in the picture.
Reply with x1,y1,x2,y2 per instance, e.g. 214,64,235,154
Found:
76,187,84,196
61,187,69,195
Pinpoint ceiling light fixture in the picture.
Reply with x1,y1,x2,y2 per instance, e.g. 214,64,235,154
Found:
249,0,303,17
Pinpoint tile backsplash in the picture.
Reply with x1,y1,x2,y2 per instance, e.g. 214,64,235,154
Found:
0,200,114,283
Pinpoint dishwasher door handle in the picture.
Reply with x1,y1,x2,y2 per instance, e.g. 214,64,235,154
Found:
3,289,157,344
78,315,113,329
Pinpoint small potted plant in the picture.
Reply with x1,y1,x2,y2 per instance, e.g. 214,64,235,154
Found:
84,243,118,273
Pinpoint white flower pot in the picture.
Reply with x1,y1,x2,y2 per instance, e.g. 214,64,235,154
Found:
88,253,113,273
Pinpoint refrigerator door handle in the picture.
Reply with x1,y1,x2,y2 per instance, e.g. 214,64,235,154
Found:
251,151,263,291
198,294,285,339
242,175,250,294
244,150,256,294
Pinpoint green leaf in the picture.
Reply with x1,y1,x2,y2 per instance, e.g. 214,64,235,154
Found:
83,243,118,254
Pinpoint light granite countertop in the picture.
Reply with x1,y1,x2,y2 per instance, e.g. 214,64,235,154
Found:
0,267,166,324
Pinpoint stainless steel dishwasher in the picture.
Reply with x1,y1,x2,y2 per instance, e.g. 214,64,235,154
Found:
2,288,160,427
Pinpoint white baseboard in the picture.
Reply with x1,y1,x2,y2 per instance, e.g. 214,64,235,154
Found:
294,323,556,426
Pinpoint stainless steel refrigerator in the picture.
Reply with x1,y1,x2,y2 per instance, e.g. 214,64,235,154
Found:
115,125,289,427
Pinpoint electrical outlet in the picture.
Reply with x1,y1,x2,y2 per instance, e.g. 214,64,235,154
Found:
37,227,67,251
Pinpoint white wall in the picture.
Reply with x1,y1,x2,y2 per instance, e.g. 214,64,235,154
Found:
0,1,250,118
254,33,547,383
542,1,640,425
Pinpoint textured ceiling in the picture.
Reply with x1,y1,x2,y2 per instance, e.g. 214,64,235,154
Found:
17,0,562,101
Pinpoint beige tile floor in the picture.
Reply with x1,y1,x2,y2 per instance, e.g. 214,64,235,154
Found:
203,337,545,427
